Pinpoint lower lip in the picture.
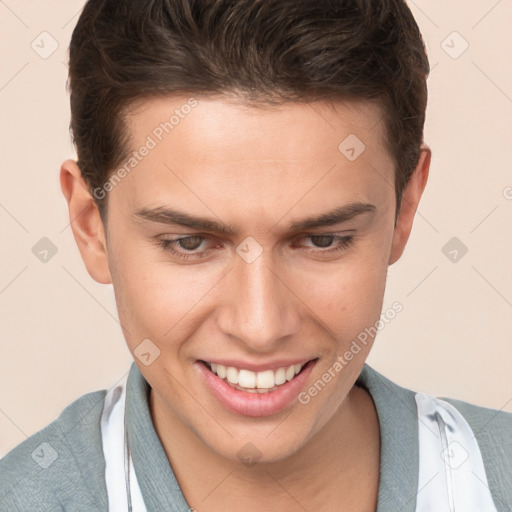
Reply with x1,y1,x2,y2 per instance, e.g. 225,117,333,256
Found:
196,360,316,417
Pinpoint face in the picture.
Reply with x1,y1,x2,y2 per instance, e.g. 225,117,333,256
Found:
61,94,429,464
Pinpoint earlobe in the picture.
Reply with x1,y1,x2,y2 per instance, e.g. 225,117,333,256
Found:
59,159,112,284
388,146,431,265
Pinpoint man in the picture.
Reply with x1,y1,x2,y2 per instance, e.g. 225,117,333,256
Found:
1,0,510,510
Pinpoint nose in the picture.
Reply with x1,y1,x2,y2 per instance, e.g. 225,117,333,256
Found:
216,251,300,353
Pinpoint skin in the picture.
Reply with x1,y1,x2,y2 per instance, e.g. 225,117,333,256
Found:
60,95,430,511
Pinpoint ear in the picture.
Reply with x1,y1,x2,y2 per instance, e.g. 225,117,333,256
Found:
388,146,431,265
60,159,112,284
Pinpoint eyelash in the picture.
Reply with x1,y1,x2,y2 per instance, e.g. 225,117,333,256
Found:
157,234,354,261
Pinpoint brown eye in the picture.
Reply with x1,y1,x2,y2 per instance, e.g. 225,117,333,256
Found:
294,234,354,255
309,235,335,248
177,236,204,250
158,235,213,262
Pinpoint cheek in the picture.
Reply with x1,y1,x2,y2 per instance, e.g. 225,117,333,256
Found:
291,248,388,343
109,243,223,349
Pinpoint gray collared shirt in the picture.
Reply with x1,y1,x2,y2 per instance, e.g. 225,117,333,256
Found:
1,361,511,511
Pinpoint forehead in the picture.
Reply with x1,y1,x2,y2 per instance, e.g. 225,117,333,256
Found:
124,94,387,160
112,95,394,223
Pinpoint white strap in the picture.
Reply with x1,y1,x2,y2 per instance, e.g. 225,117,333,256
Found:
100,374,147,512
128,439,148,512
414,393,497,512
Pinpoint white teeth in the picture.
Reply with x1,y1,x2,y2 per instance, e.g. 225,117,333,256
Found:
208,362,304,390
274,367,286,385
238,369,256,388
256,370,275,389
226,366,239,384
216,364,226,379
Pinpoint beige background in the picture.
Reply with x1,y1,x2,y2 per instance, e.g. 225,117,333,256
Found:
1,0,511,458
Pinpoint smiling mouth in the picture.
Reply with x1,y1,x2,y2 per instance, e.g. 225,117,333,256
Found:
200,360,314,394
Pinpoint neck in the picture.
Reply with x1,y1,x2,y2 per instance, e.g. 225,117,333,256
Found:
150,384,380,511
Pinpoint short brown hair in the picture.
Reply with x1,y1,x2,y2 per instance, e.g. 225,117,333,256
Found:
68,0,429,224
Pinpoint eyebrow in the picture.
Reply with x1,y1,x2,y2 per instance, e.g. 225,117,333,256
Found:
132,202,377,235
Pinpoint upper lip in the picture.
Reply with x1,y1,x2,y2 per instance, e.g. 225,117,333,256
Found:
200,358,315,372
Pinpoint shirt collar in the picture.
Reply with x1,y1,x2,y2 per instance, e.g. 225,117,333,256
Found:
356,363,419,512
125,362,190,511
